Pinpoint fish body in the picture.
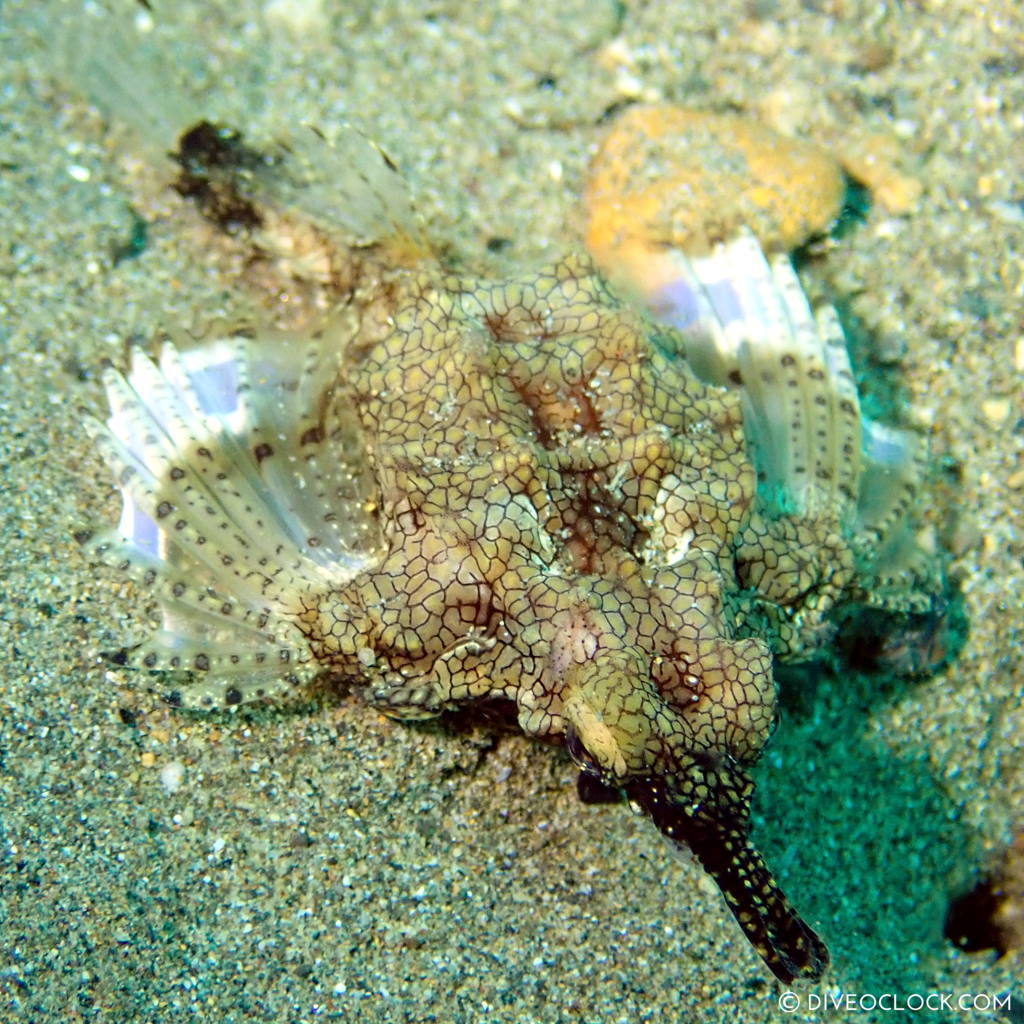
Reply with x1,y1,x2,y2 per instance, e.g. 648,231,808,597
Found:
80,96,932,989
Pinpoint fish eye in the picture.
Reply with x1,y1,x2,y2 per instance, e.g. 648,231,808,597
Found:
565,727,602,777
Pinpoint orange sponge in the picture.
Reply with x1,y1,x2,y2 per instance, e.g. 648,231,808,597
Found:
584,105,845,287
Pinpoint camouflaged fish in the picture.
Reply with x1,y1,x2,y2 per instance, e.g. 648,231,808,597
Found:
71,24,937,985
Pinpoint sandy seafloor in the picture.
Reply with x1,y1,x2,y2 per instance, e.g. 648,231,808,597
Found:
1,1,1023,1022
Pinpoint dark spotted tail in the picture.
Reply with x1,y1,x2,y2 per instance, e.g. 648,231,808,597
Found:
624,773,829,983
686,820,829,983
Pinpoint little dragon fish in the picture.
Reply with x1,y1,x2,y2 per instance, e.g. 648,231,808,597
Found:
76,67,934,982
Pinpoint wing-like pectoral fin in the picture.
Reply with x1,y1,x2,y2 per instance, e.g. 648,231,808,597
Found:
84,333,385,708
623,769,828,983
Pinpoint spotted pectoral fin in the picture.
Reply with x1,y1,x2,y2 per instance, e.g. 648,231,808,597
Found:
84,334,385,708
646,232,862,521
55,9,426,258
624,770,828,983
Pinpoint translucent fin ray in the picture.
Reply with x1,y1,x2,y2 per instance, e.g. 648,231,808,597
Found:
87,333,384,704
52,7,425,253
653,231,863,518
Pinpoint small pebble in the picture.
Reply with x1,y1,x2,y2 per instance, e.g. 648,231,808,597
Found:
981,399,1011,425
264,0,328,34
159,760,185,792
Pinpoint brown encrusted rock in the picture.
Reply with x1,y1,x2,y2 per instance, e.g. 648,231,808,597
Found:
583,105,846,270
